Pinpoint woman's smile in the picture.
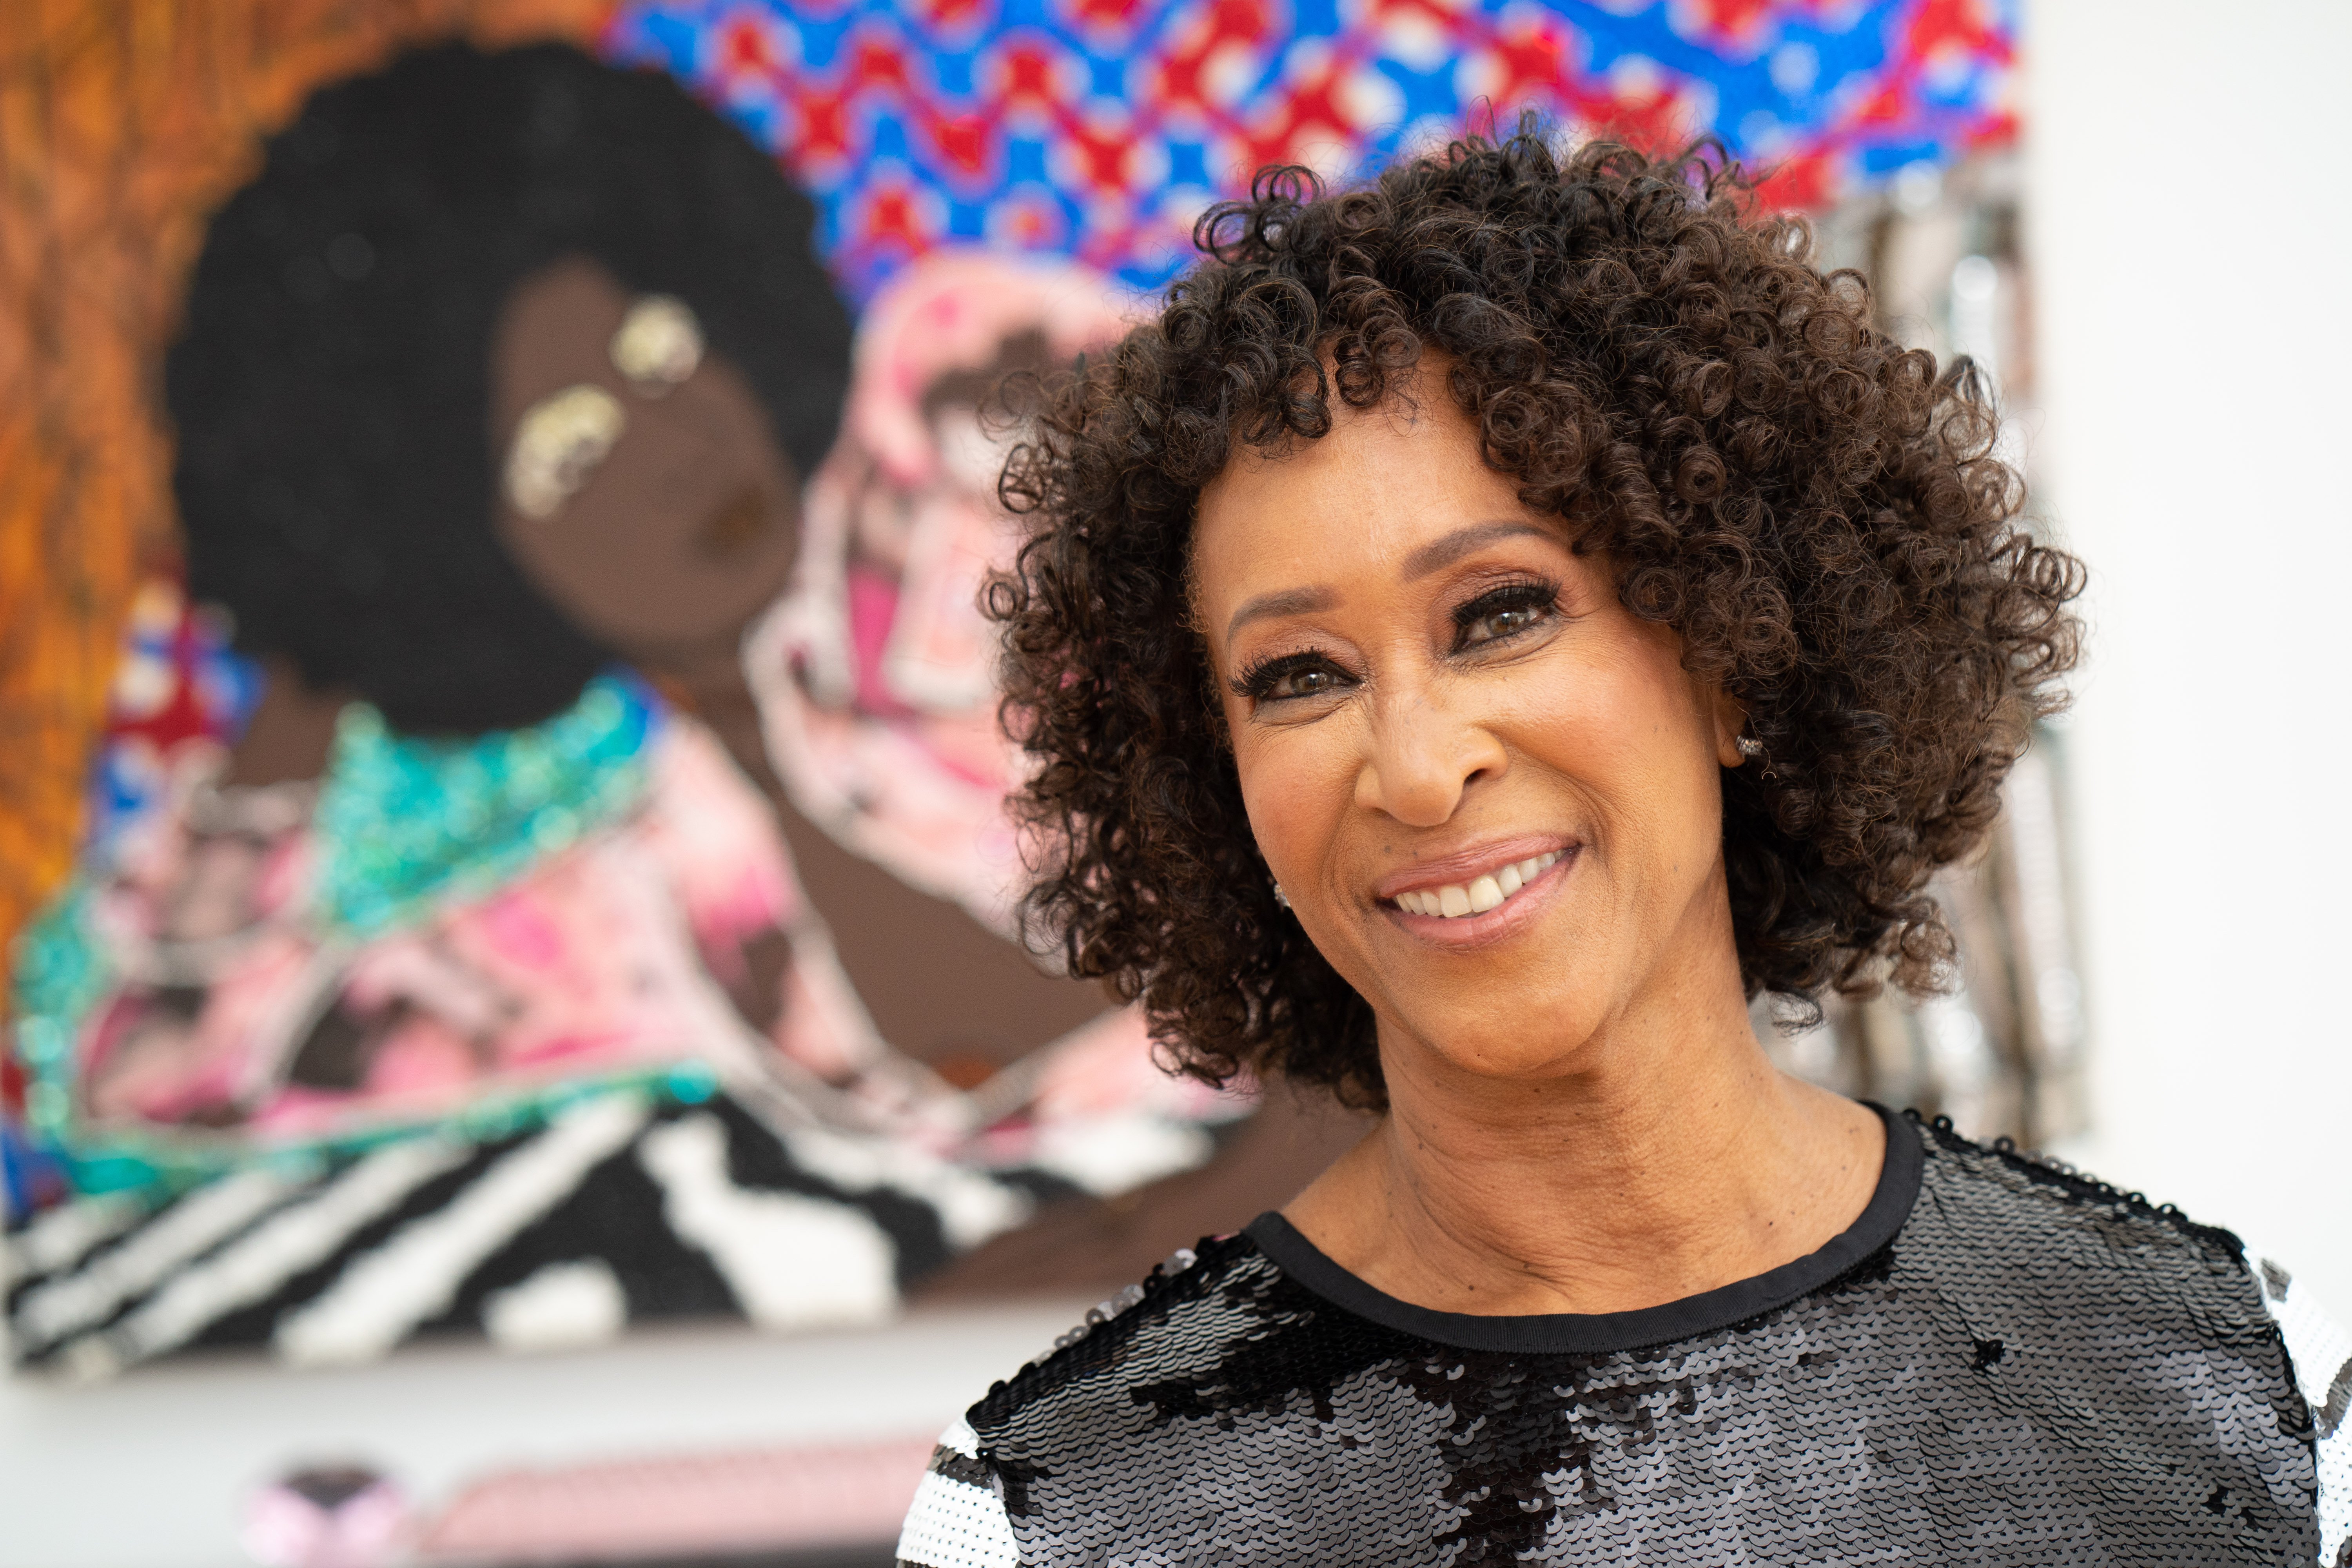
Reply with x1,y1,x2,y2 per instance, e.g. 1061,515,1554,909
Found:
1375,839,1574,940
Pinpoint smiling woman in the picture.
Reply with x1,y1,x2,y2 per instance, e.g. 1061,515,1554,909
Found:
893,128,2352,1567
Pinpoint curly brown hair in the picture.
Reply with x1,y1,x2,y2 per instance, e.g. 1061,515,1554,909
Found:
992,126,2083,1110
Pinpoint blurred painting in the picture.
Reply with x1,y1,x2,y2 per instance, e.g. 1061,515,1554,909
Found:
2,0,2036,1376
4,42,1268,1376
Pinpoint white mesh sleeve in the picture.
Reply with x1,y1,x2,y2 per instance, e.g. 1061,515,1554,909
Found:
895,1415,1023,1568
2253,1253,2352,1566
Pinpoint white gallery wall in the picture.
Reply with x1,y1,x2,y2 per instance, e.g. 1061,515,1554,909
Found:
2025,0,2351,1307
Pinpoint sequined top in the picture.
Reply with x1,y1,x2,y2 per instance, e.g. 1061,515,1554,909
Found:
898,1110,2352,1566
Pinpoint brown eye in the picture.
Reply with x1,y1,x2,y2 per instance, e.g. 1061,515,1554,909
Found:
1272,666,1339,698
1464,605,1541,644
1234,651,1356,704
1452,581,1561,650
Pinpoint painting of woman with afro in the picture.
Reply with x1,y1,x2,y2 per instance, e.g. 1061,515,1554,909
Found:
2,40,1281,1374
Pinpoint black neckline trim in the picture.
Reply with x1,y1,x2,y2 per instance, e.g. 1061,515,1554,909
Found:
1244,1102,1924,1356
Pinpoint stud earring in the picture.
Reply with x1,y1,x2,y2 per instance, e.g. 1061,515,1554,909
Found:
1734,734,1765,762
1272,882,1291,911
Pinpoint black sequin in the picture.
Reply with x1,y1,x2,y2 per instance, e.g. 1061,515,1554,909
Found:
913,1111,2321,1565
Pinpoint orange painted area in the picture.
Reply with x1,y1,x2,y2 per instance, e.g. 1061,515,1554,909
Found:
0,0,613,972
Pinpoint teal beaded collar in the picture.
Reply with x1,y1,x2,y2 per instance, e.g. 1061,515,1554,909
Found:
312,673,658,937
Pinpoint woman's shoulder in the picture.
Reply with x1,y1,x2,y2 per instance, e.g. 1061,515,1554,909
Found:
2247,1250,2352,1568
1894,1112,2308,1387
895,1231,1343,1568
952,1229,1312,1436
1900,1111,2271,1303
1903,1112,2350,1561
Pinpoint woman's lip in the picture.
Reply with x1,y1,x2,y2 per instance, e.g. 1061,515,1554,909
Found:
1370,836,1579,901
1383,847,1576,942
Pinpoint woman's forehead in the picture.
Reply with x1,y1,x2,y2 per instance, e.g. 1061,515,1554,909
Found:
1191,392,1569,609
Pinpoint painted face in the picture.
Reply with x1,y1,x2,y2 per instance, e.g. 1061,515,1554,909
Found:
1192,369,1748,1083
489,256,800,666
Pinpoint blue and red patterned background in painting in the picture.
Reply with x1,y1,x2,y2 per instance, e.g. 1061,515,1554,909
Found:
58,0,2023,917
607,0,2016,298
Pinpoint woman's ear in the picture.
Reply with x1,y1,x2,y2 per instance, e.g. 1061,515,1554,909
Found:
1709,685,1750,769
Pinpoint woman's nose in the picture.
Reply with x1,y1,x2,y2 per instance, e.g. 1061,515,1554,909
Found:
1354,682,1508,828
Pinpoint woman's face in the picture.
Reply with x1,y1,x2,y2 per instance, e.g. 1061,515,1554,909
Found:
490,257,800,666
1193,373,1748,1083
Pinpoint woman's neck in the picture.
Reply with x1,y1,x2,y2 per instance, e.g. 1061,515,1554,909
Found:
1282,937,1884,1318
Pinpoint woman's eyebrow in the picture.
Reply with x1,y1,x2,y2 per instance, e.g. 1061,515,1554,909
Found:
1400,520,1551,580
1225,585,1338,641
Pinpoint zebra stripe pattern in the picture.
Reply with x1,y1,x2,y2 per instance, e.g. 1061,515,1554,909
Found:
4,1091,1071,1377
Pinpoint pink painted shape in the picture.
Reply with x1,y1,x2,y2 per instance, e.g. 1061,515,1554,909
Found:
474,891,568,971
418,1434,936,1560
845,563,916,717
361,1015,479,1099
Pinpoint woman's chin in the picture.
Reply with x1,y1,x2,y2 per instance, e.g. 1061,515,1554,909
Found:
1380,996,1613,1087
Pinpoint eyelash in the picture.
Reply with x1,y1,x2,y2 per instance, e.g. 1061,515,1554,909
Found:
1232,650,1343,703
1230,575,1565,703
1451,576,1562,649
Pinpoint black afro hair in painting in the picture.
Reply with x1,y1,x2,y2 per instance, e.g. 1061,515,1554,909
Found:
166,41,855,735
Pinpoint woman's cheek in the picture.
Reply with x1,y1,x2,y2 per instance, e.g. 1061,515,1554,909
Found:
1236,723,1349,894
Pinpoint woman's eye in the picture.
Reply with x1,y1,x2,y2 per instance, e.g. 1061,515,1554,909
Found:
1266,664,1342,699
1454,584,1559,648
1236,653,1352,704
1463,605,1542,644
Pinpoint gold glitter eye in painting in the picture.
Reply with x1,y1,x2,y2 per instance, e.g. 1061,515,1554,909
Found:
504,383,626,520
608,294,704,394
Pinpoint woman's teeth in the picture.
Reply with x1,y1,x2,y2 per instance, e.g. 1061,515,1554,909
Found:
1393,852,1563,919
